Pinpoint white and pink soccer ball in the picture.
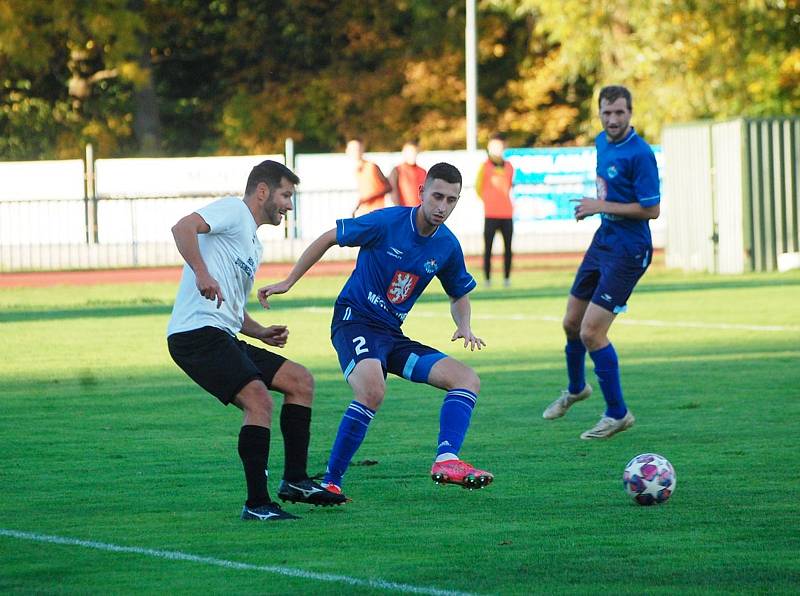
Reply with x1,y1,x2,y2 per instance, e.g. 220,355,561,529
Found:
623,453,676,506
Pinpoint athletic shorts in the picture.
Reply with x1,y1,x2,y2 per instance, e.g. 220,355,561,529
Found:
167,326,286,405
331,304,447,383
570,239,651,314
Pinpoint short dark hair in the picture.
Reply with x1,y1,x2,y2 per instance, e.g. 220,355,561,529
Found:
424,162,462,188
488,131,506,142
598,85,632,110
245,160,299,195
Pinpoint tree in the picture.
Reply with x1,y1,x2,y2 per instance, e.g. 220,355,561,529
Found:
0,0,149,158
1,0,797,159
494,0,800,142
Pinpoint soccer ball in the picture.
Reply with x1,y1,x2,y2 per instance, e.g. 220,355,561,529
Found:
623,453,676,506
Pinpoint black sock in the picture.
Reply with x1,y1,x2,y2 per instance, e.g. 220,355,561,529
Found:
280,404,311,482
238,425,270,508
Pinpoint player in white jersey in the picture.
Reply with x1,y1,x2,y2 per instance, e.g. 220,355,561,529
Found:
167,159,346,521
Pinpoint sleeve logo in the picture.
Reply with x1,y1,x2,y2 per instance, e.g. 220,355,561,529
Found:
387,270,419,304
595,176,608,200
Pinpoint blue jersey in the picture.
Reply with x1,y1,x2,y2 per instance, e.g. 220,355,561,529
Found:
335,206,476,329
594,127,660,248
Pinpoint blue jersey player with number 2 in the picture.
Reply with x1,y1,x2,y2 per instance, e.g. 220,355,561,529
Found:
542,85,661,439
258,162,493,500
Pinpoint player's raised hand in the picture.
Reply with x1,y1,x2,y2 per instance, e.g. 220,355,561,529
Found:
256,324,289,348
195,271,224,308
451,328,486,352
257,279,292,309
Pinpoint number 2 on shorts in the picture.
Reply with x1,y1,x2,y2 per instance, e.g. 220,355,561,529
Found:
352,336,369,355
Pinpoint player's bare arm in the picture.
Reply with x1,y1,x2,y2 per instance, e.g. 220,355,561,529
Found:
572,197,660,222
449,294,486,351
473,163,485,200
357,187,391,208
240,310,289,347
388,167,401,205
355,168,392,210
171,212,224,308
257,228,338,309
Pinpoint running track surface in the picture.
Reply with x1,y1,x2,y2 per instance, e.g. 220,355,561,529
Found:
0,261,354,288
0,253,588,288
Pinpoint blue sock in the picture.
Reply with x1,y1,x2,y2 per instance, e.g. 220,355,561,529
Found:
323,401,375,487
436,389,477,458
565,339,587,395
589,343,627,419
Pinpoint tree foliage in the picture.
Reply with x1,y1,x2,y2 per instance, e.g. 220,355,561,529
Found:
496,0,800,143
0,0,797,159
0,0,146,158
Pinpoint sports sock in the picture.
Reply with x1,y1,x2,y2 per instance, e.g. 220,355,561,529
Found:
565,338,587,395
589,343,627,419
323,401,375,487
238,425,270,508
280,403,311,482
436,389,477,459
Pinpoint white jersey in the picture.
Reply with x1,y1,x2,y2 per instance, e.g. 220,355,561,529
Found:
167,197,262,337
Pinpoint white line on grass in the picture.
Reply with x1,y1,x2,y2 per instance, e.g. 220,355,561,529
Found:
0,529,476,596
299,307,799,333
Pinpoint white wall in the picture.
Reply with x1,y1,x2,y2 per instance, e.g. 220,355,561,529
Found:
1,149,666,270
94,154,284,197
0,159,85,201
93,154,288,246
0,159,86,246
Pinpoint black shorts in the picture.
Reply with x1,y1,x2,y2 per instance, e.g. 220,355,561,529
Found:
167,326,287,405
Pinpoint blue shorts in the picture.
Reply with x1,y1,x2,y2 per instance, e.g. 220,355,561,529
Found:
331,304,447,382
570,238,651,314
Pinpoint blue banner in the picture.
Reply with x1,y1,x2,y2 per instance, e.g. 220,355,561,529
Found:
505,146,663,221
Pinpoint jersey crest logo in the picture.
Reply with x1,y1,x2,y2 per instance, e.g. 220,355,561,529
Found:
606,165,618,179
424,258,438,274
387,270,419,304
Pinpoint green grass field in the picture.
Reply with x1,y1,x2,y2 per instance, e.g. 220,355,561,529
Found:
1,263,799,594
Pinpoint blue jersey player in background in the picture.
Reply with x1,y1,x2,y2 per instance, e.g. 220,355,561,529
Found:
258,162,494,499
542,85,661,439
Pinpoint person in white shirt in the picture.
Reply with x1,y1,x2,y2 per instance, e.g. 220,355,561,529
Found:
167,159,347,521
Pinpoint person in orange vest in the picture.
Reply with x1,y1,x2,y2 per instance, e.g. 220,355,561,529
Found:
346,138,392,217
388,140,427,207
475,132,515,287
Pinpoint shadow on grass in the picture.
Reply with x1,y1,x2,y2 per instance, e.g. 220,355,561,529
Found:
1,275,798,324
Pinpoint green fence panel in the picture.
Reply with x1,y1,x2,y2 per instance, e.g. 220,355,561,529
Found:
744,118,800,272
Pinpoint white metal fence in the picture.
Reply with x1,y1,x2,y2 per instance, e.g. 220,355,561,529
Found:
0,149,666,272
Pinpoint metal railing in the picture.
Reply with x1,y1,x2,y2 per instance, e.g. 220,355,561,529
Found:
0,189,360,271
